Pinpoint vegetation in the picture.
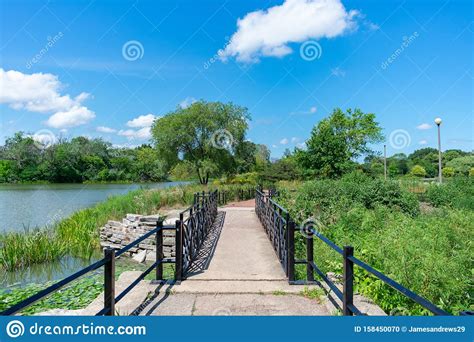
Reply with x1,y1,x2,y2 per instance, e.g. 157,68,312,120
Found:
152,101,257,184
0,183,255,271
274,174,473,315
0,133,167,183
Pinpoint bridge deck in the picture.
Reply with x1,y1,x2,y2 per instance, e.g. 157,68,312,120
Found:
139,206,333,316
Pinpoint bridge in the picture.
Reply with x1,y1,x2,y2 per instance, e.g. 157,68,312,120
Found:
2,189,454,316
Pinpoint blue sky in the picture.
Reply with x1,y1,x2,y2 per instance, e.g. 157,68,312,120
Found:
0,0,472,158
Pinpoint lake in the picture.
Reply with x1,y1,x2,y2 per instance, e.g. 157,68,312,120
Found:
0,181,189,233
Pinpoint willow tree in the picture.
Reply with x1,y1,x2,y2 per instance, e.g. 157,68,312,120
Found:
151,101,250,184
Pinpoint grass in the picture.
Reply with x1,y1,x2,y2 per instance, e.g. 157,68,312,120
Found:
0,183,255,271
299,286,324,301
275,174,473,315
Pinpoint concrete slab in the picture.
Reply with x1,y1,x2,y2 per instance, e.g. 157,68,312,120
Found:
189,207,286,281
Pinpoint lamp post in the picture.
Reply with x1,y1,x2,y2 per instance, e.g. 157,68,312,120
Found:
435,117,442,184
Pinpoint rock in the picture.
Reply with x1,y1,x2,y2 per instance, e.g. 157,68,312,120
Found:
126,214,141,221
133,250,147,263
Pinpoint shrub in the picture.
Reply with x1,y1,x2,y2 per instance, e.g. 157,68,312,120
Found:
410,165,427,177
442,167,455,177
425,177,474,210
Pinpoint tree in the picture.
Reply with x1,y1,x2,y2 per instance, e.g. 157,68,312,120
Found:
410,165,427,177
151,101,250,184
446,156,474,176
296,108,383,178
442,167,455,178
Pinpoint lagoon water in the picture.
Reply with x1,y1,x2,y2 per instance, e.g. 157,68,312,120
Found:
0,181,188,288
0,181,188,233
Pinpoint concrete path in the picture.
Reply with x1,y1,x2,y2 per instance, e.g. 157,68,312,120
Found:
140,206,332,315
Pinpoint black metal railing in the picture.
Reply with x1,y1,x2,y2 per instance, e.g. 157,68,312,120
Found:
255,189,295,281
255,189,451,316
178,190,218,280
1,190,220,316
1,220,176,316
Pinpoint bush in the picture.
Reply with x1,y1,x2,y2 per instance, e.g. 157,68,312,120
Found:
425,177,474,210
442,167,455,177
410,165,427,177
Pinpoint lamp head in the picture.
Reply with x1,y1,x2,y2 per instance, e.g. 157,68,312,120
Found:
434,117,442,125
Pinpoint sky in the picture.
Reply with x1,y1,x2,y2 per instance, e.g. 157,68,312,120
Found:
0,0,472,158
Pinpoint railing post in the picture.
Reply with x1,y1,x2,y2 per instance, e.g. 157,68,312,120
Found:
306,233,314,282
104,248,115,316
343,246,354,316
174,219,183,283
287,219,295,283
156,220,163,281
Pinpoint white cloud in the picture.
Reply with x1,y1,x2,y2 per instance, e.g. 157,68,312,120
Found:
416,123,432,130
291,137,299,143
45,106,95,128
419,139,428,145
220,0,359,62
96,126,117,133
179,97,197,109
310,106,317,113
280,138,289,145
297,142,306,149
0,68,95,128
126,114,156,128
118,127,151,140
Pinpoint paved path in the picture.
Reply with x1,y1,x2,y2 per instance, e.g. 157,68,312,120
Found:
140,206,332,315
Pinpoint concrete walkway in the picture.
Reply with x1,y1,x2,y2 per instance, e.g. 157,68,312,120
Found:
140,206,332,315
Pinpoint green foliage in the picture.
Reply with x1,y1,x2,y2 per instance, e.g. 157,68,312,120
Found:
410,165,427,177
296,108,383,178
151,101,250,184
425,177,474,210
0,132,167,183
442,167,455,177
275,177,472,315
446,156,474,176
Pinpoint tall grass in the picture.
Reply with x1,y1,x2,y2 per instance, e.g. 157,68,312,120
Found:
0,183,255,271
275,174,473,315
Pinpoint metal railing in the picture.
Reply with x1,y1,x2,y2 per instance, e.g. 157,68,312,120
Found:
1,190,220,316
1,220,176,316
255,189,295,281
255,189,451,316
178,190,218,280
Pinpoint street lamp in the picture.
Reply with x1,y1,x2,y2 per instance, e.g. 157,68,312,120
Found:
435,117,442,184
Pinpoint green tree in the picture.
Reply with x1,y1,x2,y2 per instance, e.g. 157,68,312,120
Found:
446,156,474,176
151,101,250,184
297,108,383,178
410,164,427,177
442,166,455,178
